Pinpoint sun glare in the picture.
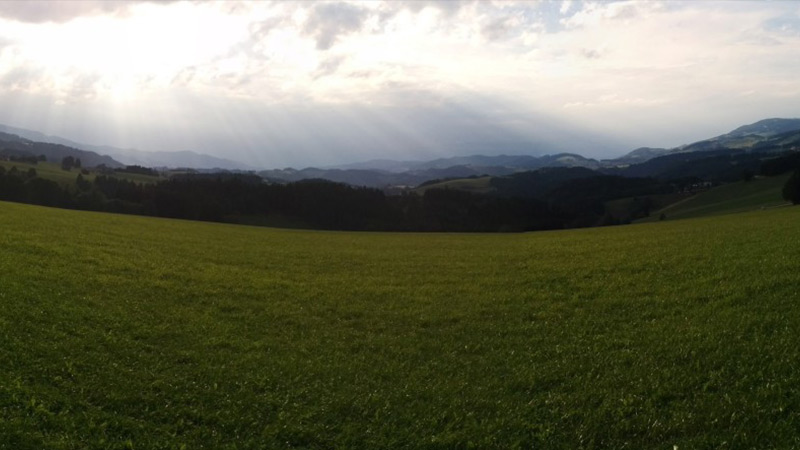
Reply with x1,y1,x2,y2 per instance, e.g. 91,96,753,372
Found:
7,2,249,102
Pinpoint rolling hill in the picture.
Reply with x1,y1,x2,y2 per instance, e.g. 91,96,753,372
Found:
2,201,800,448
0,123,250,170
0,131,123,168
3,117,800,186
640,173,792,222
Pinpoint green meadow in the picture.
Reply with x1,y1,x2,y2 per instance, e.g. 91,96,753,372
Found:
0,161,87,186
643,173,792,222
415,176,496,195
2,201,800,449
0,160,162,186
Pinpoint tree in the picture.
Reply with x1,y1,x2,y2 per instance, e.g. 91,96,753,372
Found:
76,173,92,191
782,169,800,204
74,158,82,169
61,156,75,171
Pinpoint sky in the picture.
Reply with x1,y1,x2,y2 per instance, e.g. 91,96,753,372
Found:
0,0,799,168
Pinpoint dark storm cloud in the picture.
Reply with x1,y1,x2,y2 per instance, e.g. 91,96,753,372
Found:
303,2,369,50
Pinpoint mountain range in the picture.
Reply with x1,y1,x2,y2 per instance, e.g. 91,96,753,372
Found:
0,124,250,170
2,118,800,188
260,118,800,187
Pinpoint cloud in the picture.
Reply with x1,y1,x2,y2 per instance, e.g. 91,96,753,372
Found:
482,15,522,41
170,66,197,87
1,65,46,92
763,13,800,37
0,36,12,52
60,72,102,102
0,64,106,104
0,1,174,24
398,1,468,17
561,1,658,29
303,2,369,50
580,48,602,59
313,55,347,80
1,0,800,166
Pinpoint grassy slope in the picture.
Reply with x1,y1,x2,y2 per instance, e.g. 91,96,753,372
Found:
605,193,687,220
414,176,495,194
0,161,87,186
2,202,800,449
639,173,792,222
0,161,161,186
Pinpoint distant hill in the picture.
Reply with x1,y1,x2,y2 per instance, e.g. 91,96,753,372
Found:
316,118,800,187
725,118,800,138
605,147,669,166
639,173,792,222
285,153,603,187
0,123,250,170
674,119,800,154
4,117,800,185
103,148,250,170
607,118,800,166
0,131,123,168
332,153,601,173
486,167,599,199
259,165,519,188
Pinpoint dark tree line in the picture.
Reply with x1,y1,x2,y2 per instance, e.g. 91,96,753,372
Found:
115,165,159,176
2,149,800,232
61,156,82,171
0,169,578,232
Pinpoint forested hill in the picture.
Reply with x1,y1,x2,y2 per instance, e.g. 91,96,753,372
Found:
3,146,800,232
0,132,123,168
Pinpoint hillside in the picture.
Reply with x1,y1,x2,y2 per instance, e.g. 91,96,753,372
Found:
267,118,800,187
0,160,161,187
675,119,800,154
414,176,495,194
0,131,123,168
2,202,800,448
0,123,249,170
3,117,800,186
725,118,800,138
640,173,792,222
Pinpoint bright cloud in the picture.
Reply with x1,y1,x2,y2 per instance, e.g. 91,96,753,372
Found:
0,0,798,167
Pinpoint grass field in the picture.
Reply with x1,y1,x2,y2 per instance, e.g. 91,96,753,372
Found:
0,161,89,186
2,201,800,448
639,173,792,222
0,160,162,186
415,176,496,194
604,192,688,221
